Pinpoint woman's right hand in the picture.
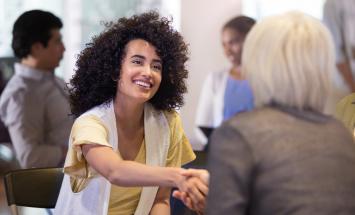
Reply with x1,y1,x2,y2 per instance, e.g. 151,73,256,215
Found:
174,169,209,212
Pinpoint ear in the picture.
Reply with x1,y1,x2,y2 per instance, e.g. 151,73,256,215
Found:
30,42,45,57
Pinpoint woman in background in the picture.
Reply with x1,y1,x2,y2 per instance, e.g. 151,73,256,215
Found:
195,16,255,145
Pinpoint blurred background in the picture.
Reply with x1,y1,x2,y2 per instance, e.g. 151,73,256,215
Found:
0,0,329,214
0,0,327,150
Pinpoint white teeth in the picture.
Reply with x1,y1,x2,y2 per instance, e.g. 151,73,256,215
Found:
134,80,151,88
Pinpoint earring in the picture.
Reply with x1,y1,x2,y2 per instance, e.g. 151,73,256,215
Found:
111,75,118,82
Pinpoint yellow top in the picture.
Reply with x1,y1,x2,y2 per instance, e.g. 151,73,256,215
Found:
335,93,355,135
65,110,195,215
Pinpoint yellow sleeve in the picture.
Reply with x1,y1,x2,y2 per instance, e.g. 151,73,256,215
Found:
335,93,355,133
164,111,196,168
63,115,111,192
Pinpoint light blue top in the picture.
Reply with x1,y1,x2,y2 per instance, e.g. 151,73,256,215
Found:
223,77,254,121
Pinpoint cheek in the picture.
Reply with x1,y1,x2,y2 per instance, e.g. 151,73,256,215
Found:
232,44,242,53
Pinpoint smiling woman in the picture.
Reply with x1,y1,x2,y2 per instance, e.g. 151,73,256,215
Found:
117,39,163,104
53,11,209,215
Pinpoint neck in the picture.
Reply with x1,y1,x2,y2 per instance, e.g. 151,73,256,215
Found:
230,65,242,80
21,57,52,72
114,96,144,131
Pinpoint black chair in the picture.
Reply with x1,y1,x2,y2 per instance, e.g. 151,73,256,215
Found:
3,167,64,215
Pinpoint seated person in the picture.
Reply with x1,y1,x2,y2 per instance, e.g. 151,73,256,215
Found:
206,11,355,215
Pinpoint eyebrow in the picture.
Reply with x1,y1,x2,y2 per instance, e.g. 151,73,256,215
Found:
131,55,162,64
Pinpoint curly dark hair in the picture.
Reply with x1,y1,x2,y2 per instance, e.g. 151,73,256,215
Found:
12,10,63,59
69,11,189,117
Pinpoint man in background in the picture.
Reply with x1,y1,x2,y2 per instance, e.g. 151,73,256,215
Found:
0,10,72,168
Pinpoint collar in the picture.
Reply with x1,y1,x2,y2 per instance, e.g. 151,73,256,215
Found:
14,63,54,81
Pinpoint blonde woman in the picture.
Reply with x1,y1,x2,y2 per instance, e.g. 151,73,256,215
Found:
206,11,355,215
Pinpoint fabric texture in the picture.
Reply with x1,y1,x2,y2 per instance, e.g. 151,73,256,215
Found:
195,68,253,144
336,93,355,134
206,105,355,215
54,100,195,215
323,0,355,74
0,63,72,168
223,77,254,121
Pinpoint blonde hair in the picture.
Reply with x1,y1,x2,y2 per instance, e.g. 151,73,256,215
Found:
242,11,336,112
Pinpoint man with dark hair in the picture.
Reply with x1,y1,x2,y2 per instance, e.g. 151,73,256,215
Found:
0,10,72,168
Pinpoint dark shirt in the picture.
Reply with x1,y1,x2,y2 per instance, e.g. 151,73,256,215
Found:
207,105,355,215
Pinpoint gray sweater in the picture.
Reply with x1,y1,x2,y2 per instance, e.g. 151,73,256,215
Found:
206,105,355,215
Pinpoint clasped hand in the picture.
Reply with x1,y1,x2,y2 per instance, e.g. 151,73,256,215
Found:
174,169,209,213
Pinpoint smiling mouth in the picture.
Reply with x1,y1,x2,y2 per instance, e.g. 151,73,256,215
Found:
133,80,152,89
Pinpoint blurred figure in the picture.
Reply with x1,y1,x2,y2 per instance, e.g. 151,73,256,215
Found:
0,68,10,144
336,93,355,136
206,11,355,215
0,10,72,168
323,0,355,92
195,16,255,145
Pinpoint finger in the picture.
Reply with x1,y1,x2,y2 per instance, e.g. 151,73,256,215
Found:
184,196,194,210
186,179,205,206
172,190,183,199
192,177,209,196
183,169,210,184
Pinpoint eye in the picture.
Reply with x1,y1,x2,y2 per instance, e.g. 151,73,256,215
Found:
132,59,143,65
152,63,162,71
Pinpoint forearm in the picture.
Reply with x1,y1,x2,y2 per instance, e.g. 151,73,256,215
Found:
150,201,170,215
150,187,171,215
8,128,63,168
337,62,355,92
83,145,184,188
106,160,183,187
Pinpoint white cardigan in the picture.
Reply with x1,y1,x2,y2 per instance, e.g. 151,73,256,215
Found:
54,101,170,215
195,68,229,144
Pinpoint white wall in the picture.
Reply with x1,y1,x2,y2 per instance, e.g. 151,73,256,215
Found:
180,0,242,150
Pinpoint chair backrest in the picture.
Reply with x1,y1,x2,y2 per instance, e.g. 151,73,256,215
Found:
3,167,64,209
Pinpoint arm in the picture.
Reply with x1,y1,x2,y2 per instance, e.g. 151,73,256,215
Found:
6,91,64,168
337,62,355,92
149,187,171,215
323,0,355,91
206,123,254,215
82,144,186,188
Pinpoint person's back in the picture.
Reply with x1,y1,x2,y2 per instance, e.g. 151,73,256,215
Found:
208,106,355,214
206,11,355,215
0,10,72,168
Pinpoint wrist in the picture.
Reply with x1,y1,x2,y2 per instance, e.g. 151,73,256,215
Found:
172,167,185,189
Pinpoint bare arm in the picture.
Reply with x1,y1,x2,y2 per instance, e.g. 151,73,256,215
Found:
337,62,355,92
323,0,355,92
82,144,186,188
150,187,171,215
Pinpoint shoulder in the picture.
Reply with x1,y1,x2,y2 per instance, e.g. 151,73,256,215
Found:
208,68,229,79
163,110,182,129
336,93,355,111
73,114,109,136
0,76,40,107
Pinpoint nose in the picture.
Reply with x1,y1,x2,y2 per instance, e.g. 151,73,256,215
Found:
62,42,66,52
223,44,232,55
141,65,153,78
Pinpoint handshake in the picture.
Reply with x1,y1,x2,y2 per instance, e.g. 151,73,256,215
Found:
173,169,210,213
